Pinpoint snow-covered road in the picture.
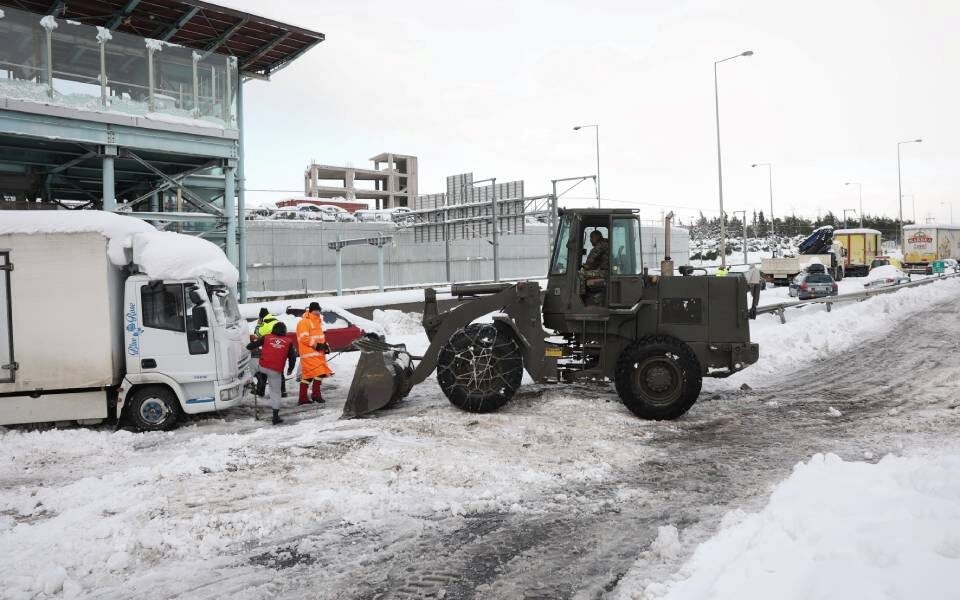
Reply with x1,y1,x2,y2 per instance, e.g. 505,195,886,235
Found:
2,283,959,599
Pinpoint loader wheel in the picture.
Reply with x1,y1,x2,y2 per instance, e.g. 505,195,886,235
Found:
127,386,181,431
614,336,702,420
437,322,524,413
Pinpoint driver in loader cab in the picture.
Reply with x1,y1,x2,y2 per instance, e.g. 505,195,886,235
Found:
579,230,610,306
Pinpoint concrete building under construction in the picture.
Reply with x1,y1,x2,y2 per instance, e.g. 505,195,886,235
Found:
303,152,417,209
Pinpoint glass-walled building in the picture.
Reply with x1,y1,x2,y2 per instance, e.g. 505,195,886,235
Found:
0,6,238,129
0,0,323,300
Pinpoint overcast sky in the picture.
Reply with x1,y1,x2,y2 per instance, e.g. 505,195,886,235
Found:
224,0,959,226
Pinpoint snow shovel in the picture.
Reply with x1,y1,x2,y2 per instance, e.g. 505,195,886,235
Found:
341,337,416,419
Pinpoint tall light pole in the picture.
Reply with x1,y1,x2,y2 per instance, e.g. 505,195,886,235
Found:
844,182,862,227
573,124,600,207
942,201,954,224
897,138,922,248
751,161,774,243
715,50,754,268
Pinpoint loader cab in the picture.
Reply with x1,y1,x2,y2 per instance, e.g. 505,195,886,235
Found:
544,209,645,328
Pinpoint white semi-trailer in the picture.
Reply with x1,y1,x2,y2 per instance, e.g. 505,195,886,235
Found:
902,224,960,274
0,213,249,430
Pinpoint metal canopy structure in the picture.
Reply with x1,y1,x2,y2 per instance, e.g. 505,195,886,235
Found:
0,0,325,78
0,2,323,302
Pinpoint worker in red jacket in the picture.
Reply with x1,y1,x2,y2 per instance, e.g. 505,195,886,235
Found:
246,322,298,425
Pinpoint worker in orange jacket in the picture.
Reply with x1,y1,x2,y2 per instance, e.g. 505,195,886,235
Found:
296,301,333,404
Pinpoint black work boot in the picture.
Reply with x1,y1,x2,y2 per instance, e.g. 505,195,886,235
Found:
272,409,283,425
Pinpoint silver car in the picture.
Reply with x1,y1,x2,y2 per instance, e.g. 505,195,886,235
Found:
789,272,838,300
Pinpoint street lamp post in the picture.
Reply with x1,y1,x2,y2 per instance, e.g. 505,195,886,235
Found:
844,182,863,227
751,162,775,249
573,124,600,208
897,138,922,248
942,201,954,224
715,50,754,268
734,209,748,265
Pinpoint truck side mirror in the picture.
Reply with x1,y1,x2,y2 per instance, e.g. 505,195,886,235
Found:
191,306,209,330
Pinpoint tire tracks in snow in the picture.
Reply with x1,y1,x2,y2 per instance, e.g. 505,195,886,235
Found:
179,304,960,600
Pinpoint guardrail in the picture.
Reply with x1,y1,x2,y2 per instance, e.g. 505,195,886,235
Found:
756,271,960,324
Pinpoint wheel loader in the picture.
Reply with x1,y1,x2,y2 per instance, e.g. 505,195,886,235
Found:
343,208,759,420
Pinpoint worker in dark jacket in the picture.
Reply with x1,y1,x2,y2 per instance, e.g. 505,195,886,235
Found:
579,230,610,305
247,322,298,425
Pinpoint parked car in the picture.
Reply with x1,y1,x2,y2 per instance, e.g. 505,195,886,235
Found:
282,306,375,351
869,256,903,271
863,265,911,289
788,271,838,300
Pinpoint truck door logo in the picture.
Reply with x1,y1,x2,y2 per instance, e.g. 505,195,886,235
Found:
126,303,143,356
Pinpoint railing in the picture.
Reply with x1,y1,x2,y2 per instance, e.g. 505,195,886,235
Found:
0,5,237,129
756,271,960,323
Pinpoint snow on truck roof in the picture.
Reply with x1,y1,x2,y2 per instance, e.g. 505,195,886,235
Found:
0,211,238,287
833,228,882,235
903,223,960,230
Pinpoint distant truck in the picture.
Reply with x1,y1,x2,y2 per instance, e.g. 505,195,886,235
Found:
0,223,249,430
761,253,842,286
832,228,882,277
901,224,960,274
761,226,845,285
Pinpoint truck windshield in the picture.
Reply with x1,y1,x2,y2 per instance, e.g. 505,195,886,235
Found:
550,218,571,274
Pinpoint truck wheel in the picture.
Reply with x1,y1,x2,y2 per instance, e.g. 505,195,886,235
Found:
614,336,702,420
437,323,523,413
127,386,180,431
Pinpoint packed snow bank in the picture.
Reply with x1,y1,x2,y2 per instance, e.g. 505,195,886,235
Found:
0,211,238,286
132,231,238,287
240,287,455,319
722,277,960,389
373,309,424,336
626,450,960,600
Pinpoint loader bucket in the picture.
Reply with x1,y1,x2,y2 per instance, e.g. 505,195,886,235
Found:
341,338,415,419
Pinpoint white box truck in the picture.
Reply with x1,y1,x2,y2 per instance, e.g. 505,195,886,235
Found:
0,217,250,430
902,224,960,274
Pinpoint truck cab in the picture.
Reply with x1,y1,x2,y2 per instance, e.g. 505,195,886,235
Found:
118,274,250,430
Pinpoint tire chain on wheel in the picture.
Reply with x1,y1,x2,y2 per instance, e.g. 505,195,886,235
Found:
614,334,702,420
436,322,524,413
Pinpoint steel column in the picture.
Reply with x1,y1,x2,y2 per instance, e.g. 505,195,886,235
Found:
224,162,237,267
237,78,248,301
491,177,500,282
102,152,116,211
377,243,385,293
335,235,343,296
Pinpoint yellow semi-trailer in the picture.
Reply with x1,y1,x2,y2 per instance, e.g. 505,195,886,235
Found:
902,224,960,274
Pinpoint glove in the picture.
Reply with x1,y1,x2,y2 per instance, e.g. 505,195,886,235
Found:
314,342,330,353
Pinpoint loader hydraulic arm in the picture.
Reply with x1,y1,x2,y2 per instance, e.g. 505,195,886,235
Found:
412,282,546,386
